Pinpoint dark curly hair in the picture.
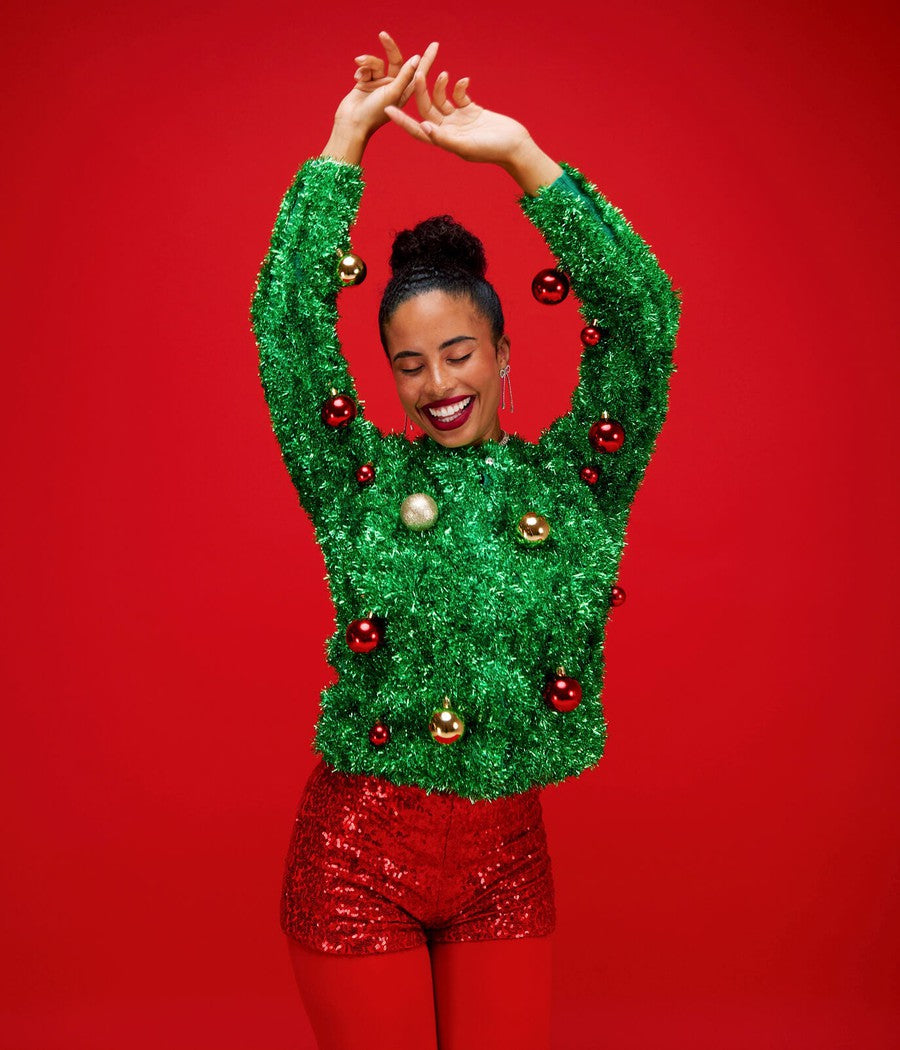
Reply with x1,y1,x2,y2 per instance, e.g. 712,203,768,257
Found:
378,215,505,351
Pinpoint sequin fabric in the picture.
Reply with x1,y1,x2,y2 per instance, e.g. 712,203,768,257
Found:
282,760,556,954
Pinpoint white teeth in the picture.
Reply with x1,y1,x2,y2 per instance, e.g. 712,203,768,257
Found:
426,396,473,421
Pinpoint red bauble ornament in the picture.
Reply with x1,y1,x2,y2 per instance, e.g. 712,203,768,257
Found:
369,721,390,746
543,669,582,713
355,462,375,485
580,325,602,346
321,392,357,428
346,617,383,654
610,584,626,607
588,415,625,453
580,465,599,486
531,268,569,304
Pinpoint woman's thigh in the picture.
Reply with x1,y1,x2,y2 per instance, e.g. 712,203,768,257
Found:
288,938,438,1050
430,935,554,1050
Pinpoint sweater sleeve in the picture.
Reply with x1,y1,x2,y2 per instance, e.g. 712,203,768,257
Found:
251,157,380,525
520,163,680,517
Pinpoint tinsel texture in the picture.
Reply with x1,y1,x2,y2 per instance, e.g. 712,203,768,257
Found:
252,158,680,800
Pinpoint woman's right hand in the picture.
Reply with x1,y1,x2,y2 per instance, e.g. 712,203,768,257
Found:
322,33,438,164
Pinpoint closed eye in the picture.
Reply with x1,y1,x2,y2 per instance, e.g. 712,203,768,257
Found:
399,353,472,375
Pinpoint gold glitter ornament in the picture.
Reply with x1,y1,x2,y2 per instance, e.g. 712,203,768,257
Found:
337,252,367,285
400,493,438,531
429,697,465,745
516,512,551,545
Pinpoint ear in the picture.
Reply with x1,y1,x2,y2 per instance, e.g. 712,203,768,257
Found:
496,334,511,371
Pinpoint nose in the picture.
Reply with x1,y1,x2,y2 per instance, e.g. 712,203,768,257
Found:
422,359,454,400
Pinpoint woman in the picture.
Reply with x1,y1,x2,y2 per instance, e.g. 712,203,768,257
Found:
252,32,679,1050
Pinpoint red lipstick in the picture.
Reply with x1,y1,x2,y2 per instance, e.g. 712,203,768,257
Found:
421,394,476,431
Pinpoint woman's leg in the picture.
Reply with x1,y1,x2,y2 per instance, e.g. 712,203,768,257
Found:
287,938,438,1050
429,935,554,1050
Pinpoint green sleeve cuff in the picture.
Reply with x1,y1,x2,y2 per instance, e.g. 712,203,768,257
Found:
550,169,614,239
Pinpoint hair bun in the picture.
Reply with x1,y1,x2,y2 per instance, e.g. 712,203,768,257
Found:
389,215,487,279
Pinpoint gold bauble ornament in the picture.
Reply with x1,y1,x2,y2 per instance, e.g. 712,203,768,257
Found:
400,493,439,531
337,252,367,286
516,512,551,545
429,697,465,745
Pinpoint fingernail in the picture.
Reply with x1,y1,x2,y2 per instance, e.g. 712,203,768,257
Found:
422,122,434,134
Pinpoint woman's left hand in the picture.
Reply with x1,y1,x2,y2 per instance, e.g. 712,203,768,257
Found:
385,70,529,164
384,62,563,193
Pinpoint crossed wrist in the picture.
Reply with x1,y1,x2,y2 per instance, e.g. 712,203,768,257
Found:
322,119,373,165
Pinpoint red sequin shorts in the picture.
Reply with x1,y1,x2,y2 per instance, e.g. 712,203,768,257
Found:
281,759,556,954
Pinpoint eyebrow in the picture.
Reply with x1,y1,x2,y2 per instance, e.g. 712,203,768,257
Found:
391,335,476,362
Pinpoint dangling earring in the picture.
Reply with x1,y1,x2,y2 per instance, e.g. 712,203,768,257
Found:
403,413,412,436
500,365,514,413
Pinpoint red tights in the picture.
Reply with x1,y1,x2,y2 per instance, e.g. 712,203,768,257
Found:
288,934,554,1050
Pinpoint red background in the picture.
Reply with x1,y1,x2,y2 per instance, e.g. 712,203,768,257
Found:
3,1,898,1047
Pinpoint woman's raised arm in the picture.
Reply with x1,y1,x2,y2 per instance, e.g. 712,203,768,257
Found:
251,36,435,524
386,63,680,519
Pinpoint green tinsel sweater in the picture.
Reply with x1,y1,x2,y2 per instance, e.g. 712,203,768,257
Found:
252,157,680,800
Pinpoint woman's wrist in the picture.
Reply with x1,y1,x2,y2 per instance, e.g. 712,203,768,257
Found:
500,138,563,196
321,120,372,166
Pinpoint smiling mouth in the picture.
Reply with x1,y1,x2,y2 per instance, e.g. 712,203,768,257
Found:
422,396,475,431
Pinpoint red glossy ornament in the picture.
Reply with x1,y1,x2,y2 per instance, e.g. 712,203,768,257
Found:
588,415,625,453
580,465,599,486
531,268,569,305
580,325,602,346
369,721,390,746
346,617,383,654
355,462,375,485
543,670,582,713
321,392,357,428
610,584,626,607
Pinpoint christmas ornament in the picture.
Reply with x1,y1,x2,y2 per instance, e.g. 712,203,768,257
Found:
321,391,357,428
355,462,375,485
346,617,383,653
369,721,390,746
400,493,438,531
589,412,625,453
337,252,367,285
610,585,626,607
531,268,569,304
516,512,551,545
543,669,583,712
580,466,599,486
429,698,465,744
580,324,602,346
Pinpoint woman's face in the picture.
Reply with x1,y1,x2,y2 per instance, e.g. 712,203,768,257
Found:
384,290,510,448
